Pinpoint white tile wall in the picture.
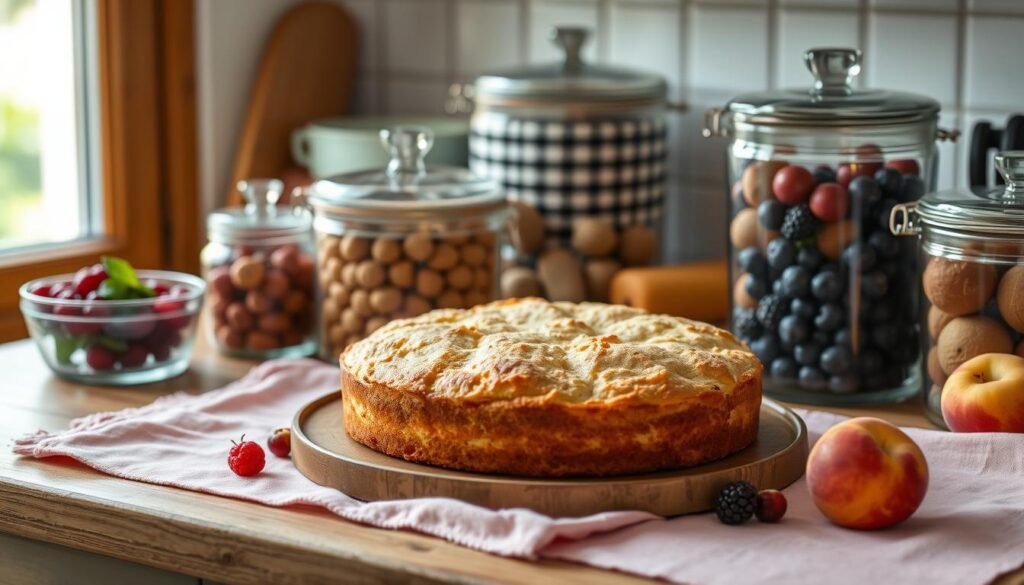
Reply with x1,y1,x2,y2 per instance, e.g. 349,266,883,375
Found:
197,0,1024,261
866,13,958,107
456,0,524,74
384,0,450,75
964,16,1024,111
689,5,769,93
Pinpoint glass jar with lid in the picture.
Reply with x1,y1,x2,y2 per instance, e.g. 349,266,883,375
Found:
202,179,317,358
891,151,1024,428
704,47,957,404
301,126,508,361
453,26,670,301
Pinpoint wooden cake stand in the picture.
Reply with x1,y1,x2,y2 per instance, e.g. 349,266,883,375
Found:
291,392,808,518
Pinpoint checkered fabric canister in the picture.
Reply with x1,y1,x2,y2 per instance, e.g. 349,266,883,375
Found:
469,117,667,243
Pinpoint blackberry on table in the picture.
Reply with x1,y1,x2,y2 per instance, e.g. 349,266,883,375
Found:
714,481,758,525
755,294,787,329
781,204,819,241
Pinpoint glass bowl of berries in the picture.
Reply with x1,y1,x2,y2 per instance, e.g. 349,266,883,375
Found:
18,257,206,385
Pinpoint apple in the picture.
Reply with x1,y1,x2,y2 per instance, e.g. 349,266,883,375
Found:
807,417,928,530
941,353,1024,433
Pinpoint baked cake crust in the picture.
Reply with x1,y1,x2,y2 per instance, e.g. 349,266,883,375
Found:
340,298,763,477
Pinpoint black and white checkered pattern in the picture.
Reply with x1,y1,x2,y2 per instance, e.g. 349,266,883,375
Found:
469,116,667,243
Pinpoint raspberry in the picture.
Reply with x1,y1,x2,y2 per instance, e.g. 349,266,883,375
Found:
714,481,758,525
228,435,265,477
755,294,787,329
755,489,788,523
781,204,819,241
267,427,291,458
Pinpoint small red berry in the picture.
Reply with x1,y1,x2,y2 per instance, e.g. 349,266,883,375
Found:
86,344,117,371
267,427,292,458
886,159,920,176
74,265,108,297
809,182,850,222
118,343,149,368
772,166,815,205
755,489,788,523
28,283,53,298
228,435,265,477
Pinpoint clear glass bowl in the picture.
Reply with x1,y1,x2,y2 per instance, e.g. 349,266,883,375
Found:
19,270,206,385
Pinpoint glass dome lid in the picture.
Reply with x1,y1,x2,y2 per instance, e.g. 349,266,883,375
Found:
207,179,311,240
305,126,505,221
706,48,940,134
892,151,1024,238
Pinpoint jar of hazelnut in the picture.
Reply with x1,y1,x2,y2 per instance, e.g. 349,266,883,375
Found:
202,179,317,358
300,126,508,361
892,151,1024,429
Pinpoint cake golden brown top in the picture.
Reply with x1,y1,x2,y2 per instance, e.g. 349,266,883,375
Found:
341,298,761,406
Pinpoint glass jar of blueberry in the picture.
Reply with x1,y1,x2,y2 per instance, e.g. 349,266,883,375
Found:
891,151,1024,428
201,179,317,359
705,47,957,404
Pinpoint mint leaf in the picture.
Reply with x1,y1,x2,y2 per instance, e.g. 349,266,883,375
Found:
100,256,155,298
54,333,84,365
94,334,128,353
102,256,141,287
98,278,130,300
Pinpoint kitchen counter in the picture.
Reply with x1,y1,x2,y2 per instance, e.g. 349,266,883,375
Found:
0,336,1019,584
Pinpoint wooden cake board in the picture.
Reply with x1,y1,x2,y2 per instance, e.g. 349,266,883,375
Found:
291,392,808,518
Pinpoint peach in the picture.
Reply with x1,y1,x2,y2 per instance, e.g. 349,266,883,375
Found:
941,353,1024,433
806,417,928,530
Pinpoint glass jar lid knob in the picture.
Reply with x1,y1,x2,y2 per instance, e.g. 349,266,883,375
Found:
551,26,587,74
804,47,861,97
995,151,1024,198
380,126,434,185
237,178,283,219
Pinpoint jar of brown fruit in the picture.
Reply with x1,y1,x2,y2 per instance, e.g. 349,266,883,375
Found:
892,151,1024,429
202,179,317,358
300,126,508,361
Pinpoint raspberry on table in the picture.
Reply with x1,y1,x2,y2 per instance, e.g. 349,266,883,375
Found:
228,435,266,477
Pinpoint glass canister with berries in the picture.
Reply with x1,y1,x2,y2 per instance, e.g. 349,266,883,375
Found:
202,179,317,358
704,47,958,404
892,151,1024,429
301,126,508,361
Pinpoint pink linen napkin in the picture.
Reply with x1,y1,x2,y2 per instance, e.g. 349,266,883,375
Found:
13,359,1024,584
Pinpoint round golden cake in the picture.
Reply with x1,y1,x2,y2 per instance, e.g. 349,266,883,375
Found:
340,298,762,477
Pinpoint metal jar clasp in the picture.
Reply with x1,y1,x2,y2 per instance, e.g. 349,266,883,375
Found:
889,202,921,237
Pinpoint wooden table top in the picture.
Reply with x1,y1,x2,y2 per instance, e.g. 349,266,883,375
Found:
0,335,1015,584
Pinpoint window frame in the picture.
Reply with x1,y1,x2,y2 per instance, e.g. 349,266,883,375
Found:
0,0,198,342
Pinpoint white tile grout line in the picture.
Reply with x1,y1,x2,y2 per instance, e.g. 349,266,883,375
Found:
952,0,967,186
767,0,778,90
375,0,388,115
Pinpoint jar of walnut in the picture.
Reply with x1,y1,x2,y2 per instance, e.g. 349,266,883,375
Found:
202,179,317,359
302,126,508,360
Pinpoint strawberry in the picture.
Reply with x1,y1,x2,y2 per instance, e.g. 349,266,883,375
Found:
228,435,265,477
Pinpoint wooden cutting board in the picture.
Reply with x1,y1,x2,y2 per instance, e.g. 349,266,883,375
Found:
291,392,809,518
227,2,357,205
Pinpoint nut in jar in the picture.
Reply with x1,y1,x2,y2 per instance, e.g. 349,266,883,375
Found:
303,126,508,361
202,179,317,359
316,226,499,356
